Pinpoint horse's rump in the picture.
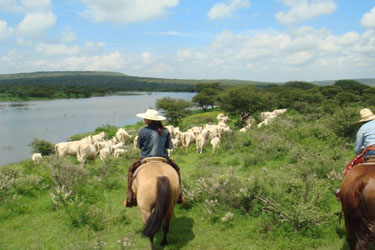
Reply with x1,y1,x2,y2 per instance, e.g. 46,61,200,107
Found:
133,159,180,248
132,159,180,211
340,164,375,249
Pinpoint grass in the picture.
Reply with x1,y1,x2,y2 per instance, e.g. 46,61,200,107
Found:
0,109,356,249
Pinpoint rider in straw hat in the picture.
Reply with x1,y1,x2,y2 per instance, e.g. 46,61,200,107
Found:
124,109,184,207
335,108,375,200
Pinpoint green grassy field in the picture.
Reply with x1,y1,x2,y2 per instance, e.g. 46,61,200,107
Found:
0,109,358,249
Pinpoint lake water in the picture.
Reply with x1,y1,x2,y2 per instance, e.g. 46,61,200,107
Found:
0,92,195,166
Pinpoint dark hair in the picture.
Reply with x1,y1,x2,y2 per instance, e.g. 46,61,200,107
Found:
152,121,164,136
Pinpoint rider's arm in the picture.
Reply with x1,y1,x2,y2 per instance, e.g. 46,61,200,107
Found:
354,127,364,155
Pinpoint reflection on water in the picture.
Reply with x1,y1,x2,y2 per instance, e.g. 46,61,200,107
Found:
0,92,195,166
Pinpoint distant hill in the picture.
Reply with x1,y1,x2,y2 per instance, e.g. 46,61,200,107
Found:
313,78,375,86
0,71,374,89
0,71,273,89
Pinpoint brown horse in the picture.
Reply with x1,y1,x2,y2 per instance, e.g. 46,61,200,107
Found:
131,157,180,250
340,163,375,250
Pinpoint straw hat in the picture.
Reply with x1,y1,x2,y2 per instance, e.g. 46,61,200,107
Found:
358,108,375,123
136,109,166,121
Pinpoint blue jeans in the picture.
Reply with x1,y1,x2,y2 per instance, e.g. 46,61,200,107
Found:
363,150,375,160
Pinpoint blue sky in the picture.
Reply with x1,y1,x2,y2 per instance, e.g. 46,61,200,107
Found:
0,0,374,82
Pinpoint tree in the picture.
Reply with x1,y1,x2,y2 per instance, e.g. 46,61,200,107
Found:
334,80,369,95
217,85,267,126
156,97,193,126
192,88,219,111
29,138,55,156
284,81,316,90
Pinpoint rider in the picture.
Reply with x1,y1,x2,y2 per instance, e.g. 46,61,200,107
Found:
124,109,184,207
335,108,375,200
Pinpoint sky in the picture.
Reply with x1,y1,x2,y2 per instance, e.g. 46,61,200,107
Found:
0,0,374,82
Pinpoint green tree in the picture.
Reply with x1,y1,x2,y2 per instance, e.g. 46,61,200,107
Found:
29,138,55,156
334,80,369,95
284,81,316,90
192,88,220,111
218,85,267,126
156,97,193,126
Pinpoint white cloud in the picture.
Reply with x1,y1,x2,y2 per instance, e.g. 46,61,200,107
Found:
60,28,76,43
17,11,56,36
0,20,13,40
35,43,80,56
141,52,151,64
16,38,33,46
171,27,374,81
0,0,23,13
361,7,375,28
276,0,336,24
20,0,51,11
208,0,250,20
21,52,126,72
0,0,51,13
81,0,179,24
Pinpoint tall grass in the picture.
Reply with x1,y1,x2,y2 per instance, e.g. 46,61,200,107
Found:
0,109,351,249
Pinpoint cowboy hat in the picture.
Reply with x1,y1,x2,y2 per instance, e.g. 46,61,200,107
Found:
136,109,166,121
358,108,375,123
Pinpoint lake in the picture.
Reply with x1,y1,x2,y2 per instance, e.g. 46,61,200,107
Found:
0,92,195,166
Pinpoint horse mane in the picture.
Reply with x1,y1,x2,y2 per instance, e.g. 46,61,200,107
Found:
142,176,172,238
342,165,375,249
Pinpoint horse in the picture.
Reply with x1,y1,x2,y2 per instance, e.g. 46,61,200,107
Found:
131,157,180,250
340,163,375,250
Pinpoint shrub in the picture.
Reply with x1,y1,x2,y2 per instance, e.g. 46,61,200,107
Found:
29,138,55,156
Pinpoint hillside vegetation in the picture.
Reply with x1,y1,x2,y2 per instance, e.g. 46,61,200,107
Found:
1,80,374,249
0,71,270,101
1,71,374,102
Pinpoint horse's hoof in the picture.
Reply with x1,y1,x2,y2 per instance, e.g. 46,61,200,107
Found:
161,240,168,246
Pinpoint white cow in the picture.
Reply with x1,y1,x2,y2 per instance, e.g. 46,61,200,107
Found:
113,148,126,158
111,142,125,151
133,136,139,149
273,108,287,116
168,138,181,156
94,140,113,152
55,141,82,159
195,134,206,154
99,147,112,161
191,126,202,138
239,127,248,133
257,118,273,128
210,137,221,153
260,111,276,122
32,153,43,164
91,132,107,143
116,128,131,143
77,143,97,164
201,127,220,141
80,135,93,144
181,129,195,151
217,113,229,123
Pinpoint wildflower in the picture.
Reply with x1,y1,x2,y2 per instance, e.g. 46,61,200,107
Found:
221,211,234,223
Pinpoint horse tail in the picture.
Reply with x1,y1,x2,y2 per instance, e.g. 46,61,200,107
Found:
142,175,171,239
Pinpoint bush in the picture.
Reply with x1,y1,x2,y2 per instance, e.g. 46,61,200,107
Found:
29,138,55,156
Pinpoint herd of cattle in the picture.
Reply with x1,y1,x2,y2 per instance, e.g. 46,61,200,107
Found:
31,109,287,164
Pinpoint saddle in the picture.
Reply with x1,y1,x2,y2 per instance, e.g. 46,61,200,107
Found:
133,157,172,178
